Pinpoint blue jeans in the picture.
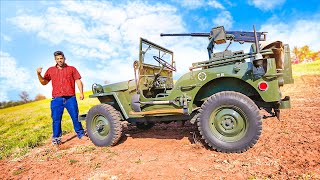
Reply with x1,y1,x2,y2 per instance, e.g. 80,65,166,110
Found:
50,96,85,139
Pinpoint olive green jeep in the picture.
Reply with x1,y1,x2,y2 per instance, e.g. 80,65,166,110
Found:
81,26,293,153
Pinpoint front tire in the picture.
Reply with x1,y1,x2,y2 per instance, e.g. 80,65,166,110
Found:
86,104,123,146
197,91,262,153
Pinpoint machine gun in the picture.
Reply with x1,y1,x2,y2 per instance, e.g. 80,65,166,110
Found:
161,26,267,59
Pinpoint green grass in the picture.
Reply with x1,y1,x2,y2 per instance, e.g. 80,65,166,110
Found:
0,91,99,159
292,60,320,77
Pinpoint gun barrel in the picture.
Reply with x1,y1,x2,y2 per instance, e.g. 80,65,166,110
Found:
226,31,266,42
160,33,210,37
161,30,266,43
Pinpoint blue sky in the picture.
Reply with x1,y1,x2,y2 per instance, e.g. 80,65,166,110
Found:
1,0,320,101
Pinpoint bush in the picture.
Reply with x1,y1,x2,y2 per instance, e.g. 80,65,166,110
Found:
34,94,46,101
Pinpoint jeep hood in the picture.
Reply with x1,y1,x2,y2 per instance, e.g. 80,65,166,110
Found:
103,80,132,92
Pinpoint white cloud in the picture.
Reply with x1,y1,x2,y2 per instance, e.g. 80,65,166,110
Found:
0,91,8,102
8,15,45,32
172,42,208,77
212,11,233,29
260,16,320,51
0,52,30,83
248,0,286,11
176,0,225,9
178,0,205,9
0,51,35,101
81,60,135,85
192,16,210,30
9,1,184,62
208,0,225,9
1,33,12,42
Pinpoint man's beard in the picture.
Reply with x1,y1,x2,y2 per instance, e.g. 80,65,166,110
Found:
57,62,65,67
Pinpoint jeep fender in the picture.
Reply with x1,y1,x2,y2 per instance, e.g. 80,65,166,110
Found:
89,92,129,119
193,77,259,104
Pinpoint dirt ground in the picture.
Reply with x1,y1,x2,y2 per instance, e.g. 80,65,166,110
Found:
1,75,319,179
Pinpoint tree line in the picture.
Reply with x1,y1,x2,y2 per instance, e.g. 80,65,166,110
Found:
0,91,46,109
292,45,320,64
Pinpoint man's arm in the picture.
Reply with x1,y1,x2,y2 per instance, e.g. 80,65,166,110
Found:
75,79,84,100
36,67,49,85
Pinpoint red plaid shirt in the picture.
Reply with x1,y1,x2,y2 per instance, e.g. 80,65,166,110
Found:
44,64,81,97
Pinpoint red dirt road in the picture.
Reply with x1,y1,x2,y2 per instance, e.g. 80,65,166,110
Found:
1,75,319,179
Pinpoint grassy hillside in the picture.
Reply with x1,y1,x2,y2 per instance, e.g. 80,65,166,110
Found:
0,92,99,159
292,60,320,77
0,61,319,160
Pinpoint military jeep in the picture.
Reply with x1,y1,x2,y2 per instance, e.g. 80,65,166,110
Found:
82,26,293,153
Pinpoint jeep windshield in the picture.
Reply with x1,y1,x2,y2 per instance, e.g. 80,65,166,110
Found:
140,38,174,68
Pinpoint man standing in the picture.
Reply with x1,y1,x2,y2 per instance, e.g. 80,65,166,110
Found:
37,51,86,145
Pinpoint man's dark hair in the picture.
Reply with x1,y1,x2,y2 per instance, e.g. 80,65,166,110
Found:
54,51,65,58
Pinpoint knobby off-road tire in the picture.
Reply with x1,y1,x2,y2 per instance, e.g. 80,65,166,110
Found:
136,122,155,130
86,104,123,147
197,91,262,153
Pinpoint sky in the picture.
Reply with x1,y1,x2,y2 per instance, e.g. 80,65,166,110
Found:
1,0,320,102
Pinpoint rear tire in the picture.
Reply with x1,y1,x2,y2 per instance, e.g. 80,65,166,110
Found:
86,104,123,146
197,91,262,153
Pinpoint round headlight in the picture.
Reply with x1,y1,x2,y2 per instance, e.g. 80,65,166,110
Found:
92,83,104,94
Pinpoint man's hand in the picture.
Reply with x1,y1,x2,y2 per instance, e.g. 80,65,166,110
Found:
37,67,49,85
79,93,84,100
76,79,84,100
37,67,43,74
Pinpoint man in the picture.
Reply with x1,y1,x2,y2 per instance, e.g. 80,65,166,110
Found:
37,51,87,145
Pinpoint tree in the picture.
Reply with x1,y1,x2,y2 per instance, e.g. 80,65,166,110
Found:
19,91,29,103
291,45,320,63
34,94,46,101
292,46,299,59
310,51,320,61
300,45,311,62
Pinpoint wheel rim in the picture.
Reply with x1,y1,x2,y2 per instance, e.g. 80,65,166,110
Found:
90,115,110,140
209,105,248,142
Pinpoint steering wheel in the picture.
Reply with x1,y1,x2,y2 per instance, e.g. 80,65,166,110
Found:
153,56,176,71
